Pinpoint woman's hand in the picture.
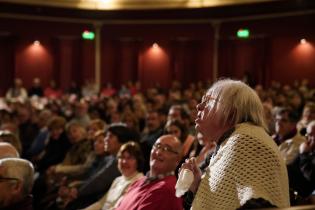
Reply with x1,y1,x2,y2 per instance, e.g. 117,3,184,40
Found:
299,139,314,154
179,157,202,193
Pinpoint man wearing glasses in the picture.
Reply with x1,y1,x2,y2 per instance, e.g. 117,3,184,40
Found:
115,134,183,210
0,158,34,210
275,107,306,165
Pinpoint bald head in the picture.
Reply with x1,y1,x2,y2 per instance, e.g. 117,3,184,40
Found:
159,134,182,154
0,142,19,159
0,158,34,207
150,135,182,176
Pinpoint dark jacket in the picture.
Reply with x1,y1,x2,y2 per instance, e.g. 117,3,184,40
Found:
0,195,33,210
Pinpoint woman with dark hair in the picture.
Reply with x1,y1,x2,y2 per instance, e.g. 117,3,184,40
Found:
35,116,71,173
164,120,188,143
164,120,196,159
82,141,144,210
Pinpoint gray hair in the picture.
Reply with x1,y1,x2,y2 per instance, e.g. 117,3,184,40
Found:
0,158,34,196
207,79,268,131
0,142,19,158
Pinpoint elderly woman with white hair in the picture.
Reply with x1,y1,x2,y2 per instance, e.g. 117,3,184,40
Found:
181,79,290,210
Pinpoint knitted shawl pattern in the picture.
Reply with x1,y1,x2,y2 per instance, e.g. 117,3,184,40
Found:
192,123,290,210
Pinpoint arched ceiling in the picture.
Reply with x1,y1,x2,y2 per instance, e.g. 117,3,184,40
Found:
0,0,281,10
0,0,314,21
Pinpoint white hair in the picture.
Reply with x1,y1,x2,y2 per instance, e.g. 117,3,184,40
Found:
207,79,268,131
0,158,34,196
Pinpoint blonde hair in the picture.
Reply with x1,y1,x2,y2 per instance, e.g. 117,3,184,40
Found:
89,119,106,131
66,122,87,142
208,79,268,131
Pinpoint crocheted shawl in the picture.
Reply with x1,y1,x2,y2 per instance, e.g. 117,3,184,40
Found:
192,123,290,210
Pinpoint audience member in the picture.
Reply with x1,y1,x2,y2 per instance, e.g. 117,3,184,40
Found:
86,119,107,141
287,120,315,204
152,91,169,112
167,104,195,134
164,119,196,159
0,158,34,210
44,80,63,99
35,116,71,173
28,77,44,97
48,130,107,210
82,79,99,98
16,106,39,158
26,109,52,159
132,94,147,132
34,122,91,209
140,110,164,172
140,110,164,148
118,84,131,99
114,135,183,210
68,101,91,128
193,132,215,167
67,81,82,98
100,83,116,98
65,124,138,209
297,102,315,135
32,116,71,209
82,141,144,210
47,122,92,179
263,103,275,134
276,107,306,164
182,79,290,209
5,78,28,102
273,107,301,146
289,90,305,118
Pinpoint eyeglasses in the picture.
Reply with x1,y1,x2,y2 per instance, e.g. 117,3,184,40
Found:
152,143,179,155
0,177,19,182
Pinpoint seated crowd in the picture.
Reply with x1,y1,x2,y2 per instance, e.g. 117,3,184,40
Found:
0,78,314,210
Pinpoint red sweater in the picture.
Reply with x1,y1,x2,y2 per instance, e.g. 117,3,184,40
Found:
115,175,182,210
